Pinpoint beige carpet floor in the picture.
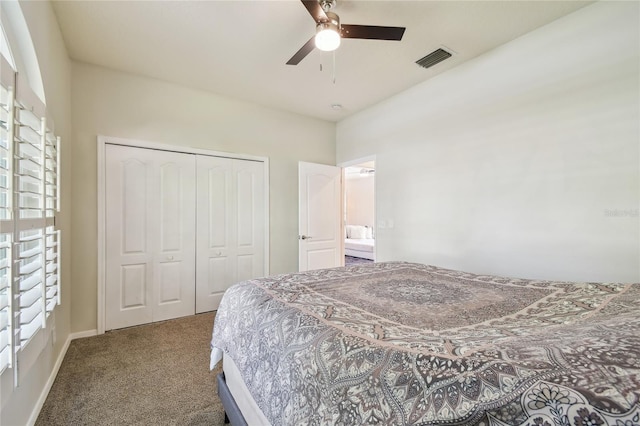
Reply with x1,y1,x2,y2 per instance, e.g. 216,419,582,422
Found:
36,312,225,426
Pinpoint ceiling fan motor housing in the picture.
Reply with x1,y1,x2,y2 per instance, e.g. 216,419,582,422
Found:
317,12,340,34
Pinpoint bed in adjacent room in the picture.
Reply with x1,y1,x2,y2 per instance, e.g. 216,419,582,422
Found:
210,262,640,425
344,224,375,260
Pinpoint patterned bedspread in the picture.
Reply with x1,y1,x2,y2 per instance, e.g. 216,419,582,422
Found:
210,262,640,425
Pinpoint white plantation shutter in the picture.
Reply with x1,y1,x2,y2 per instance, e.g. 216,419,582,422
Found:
44,127,60,316
0,55,61,377
13,80,47,348
44,129,59,216
45,226,59,314
44,125,60,318
0,54,15,374
12,74,62,353
16,228,45,346
0,233,11,373
14,97,44,221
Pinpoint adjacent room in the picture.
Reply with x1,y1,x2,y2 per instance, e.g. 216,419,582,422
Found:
344,161,375,265
1,0,638,425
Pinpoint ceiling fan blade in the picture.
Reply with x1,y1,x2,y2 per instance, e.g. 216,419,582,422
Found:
286,36,316,65
340,24,406,41
301,0,328,23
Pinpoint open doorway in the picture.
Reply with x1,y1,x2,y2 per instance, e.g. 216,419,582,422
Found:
343,160,375,266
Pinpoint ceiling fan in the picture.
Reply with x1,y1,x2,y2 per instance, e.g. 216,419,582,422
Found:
286,0,406,65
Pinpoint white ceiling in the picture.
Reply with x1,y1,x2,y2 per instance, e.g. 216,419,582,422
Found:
51,0,592,122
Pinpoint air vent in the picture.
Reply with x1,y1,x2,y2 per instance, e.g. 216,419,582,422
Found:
415,48,452,69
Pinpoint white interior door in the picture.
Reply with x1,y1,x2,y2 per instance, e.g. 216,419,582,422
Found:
105,145,196,330
195,156,265,313
298,162,342,271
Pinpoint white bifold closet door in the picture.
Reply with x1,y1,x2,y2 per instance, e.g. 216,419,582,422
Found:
105,145,196,330
195,156,265,313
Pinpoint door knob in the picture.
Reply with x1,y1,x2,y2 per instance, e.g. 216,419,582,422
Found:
299,235,312,240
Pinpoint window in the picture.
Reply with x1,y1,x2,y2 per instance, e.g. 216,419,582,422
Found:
0,53,60,376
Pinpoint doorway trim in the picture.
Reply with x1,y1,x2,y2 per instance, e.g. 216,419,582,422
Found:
338,155,376,169
97,135,270,334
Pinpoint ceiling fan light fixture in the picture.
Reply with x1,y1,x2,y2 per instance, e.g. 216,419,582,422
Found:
315,27,340,51
315,12,341,52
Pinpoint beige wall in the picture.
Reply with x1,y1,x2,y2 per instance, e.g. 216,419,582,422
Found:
337,1,639,283
346,175,375,228
70,63,336,333
0,1,72,425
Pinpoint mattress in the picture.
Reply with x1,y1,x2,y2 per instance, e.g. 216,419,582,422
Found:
222,354,270,425
210,262,640,425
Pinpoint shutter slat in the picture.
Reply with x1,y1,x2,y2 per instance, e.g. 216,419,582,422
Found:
18,273,40,292
19,259,42,276
20,232,41,242
19,285,41,309
46,274,57,287
19,296,42,325
19,311,44,345
0,291,7,310
0,326,8,346
0,309,7,329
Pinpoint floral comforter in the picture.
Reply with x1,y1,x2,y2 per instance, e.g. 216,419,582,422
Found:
210,262,640,425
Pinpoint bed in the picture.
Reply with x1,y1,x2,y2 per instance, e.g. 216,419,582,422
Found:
345,224,375,260
344,238,375,260
210,262,640,425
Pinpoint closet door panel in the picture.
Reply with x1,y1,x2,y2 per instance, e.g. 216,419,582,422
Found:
236,255,255,283
121,264,148,309
122,159,147,254
196,157,265,313
208,257,230,293
105,145,154,330
236,170,255,246
159,163,183,250
106,145,196,329
158,261,182,303
235,160,265,281
196,156,235,313
152,151,196,322
207,165,230,251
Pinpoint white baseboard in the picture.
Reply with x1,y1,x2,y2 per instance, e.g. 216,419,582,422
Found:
26,329,99,426
70,329,98,340
27,335,71,426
